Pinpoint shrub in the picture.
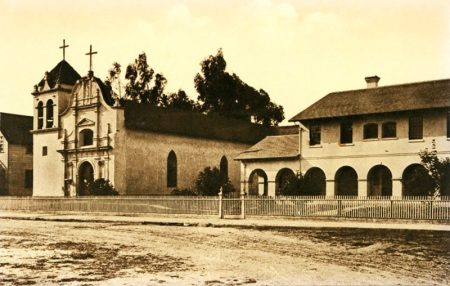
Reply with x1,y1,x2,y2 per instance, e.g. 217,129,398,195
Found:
195,167,235,196
88,178,118,196
170,188,197,196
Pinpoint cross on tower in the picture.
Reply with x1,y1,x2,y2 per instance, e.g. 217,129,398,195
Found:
59,39,69,60
85,44,98,72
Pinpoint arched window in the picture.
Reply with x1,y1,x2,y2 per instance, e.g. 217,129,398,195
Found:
79,129,94,146
382,122,397,138
367,165,392,196
304,167,326,196
46,100,54,128
220,156,228,181
167,151,177,188
37,101,44,129
363,123,378,139
335,166,358,196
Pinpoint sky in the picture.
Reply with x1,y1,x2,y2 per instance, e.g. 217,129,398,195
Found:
0,0,449,124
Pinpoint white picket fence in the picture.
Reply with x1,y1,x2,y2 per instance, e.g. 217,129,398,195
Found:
0,195,449,220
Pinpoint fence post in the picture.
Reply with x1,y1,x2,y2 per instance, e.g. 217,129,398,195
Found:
218,188,223,219
337,199,342,217
430,200,434,220
240,190,245,219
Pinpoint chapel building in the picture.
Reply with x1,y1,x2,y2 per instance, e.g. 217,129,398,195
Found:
237,76,450,197
32,52,273,196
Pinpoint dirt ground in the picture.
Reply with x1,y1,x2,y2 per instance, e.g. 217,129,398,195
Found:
0,219,448,285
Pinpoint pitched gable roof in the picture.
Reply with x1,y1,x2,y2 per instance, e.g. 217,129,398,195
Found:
235,134,299,160
290,78,450,122
0,113,33,145
37,60,81,89
124,103,275,144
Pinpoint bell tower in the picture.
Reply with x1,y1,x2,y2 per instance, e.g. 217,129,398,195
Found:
32,40,81,196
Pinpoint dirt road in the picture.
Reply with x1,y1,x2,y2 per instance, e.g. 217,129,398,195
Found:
0,219,448,285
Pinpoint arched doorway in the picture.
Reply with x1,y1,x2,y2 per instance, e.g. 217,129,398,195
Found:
367,165,392,196
304,167,326,196
248,169,268,196
335,166,358,196
220,156,228,181
78,161,94,196
275,168,296,195
167,151,177,188
402,164,433,196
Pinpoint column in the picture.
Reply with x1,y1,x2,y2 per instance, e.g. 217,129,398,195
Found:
358,179,368,197
326,180,335,196
392,178,402,197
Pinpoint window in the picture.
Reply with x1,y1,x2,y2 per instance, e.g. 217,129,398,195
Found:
46,100,54,128
447,111,450,138
0,136,4,153
309,123,321,145
382,122,397,138
42,146,47,156
25,170,33,188
79,129,94,146
220,156,228,181
167,151,177,188
340,121,353,144
409,115,423,140
37,101,44,129
363,123,378,139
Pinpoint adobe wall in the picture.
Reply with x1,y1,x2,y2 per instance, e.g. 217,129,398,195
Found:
119,128,251,195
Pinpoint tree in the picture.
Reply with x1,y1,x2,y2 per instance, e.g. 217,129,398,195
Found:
88,178,118,196
419,142,450,196
162,89,199,111
195,167,235,196
194,49,284,126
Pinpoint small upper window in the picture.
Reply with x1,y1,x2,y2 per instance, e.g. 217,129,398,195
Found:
409,115,423,140
79,129,94,147
363,123,378,140
42,146,47,156
309,123,321,145
382,122,397,138
340,121,353,144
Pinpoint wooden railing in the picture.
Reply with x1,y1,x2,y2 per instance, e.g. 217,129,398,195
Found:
0,196,449,220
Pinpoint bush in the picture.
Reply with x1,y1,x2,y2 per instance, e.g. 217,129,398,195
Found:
170,188,197,196
278,173,324,196
88,178,118,196
195,167,235,196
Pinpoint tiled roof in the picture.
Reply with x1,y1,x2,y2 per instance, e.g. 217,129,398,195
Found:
290,79,450,121
124,103,275,144
37,60,81,89
235,134,299,160
0,113,33,145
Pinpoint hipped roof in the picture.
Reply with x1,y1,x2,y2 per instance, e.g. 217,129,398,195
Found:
290,78,450,122
235,134,299,160
37,60,81,89
0,113,33,145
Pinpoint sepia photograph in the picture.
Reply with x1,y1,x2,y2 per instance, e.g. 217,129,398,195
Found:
0,0,449,285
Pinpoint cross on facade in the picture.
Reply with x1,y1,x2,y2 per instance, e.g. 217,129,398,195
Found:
59,39,69,60
85,45,98,72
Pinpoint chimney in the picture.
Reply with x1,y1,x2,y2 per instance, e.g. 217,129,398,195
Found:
365,75,380,88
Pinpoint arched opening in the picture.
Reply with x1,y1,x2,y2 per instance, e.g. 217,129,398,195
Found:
79,129,94,146
402,164,433,196
46,100,54,128
167,151,177,188
37,101,44,129
275,168,296,196
367,165,392,196
335,166,358,196
78,161,94,196
220,156,228,181
248,169,268,196
304,167,326,196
